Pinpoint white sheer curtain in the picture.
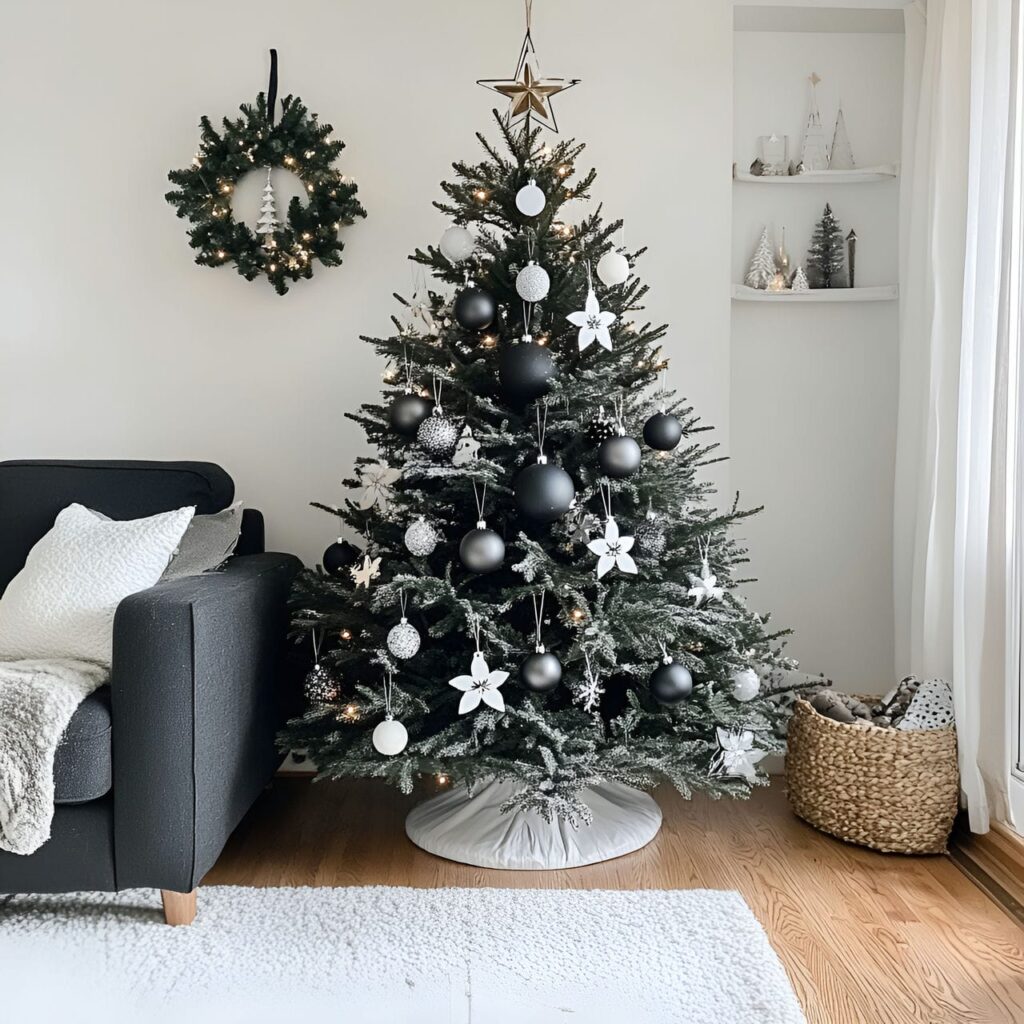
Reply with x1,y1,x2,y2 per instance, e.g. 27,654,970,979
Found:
895,0,1019,832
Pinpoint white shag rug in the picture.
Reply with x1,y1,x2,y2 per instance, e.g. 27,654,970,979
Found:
0,886,805,1024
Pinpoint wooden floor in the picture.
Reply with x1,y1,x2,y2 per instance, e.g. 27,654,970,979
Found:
206,778,1024,1024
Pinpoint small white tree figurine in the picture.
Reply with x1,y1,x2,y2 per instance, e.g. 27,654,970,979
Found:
255,168,280,249
791,266,809,292
745,227,776,289
799,73,829,172
829,104,855,170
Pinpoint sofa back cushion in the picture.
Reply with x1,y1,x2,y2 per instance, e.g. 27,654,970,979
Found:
0,460,235,594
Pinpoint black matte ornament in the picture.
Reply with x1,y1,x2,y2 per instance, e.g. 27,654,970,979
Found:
454,286,496,331
643,411,683,451
520,649,562,693
459,526,506,573
389,392,433,436
598,435,642,478
649,659,693,706
513,460,576,523
499,341,557,404
323,539,360,577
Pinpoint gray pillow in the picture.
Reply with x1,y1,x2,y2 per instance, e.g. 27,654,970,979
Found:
160,501,243,580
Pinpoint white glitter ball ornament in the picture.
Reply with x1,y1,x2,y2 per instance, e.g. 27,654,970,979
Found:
439,225,474,263
404,517,438,557
516,261,550,303
387,618,422,659
515,179,546,217
731,667,760,703
372,717,409,756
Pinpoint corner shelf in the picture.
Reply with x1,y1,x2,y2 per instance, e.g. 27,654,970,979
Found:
731,284,898,303
733,165,898,185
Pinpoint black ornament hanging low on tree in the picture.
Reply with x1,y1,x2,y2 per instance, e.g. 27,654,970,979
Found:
459,482,505,573
454,284,497,331
323,538,361,577
649,648,693,706
643,411,683,451
389,392,433,436
520,593,562,693
498,335,557,404
165,49,366,295
597,396,641,478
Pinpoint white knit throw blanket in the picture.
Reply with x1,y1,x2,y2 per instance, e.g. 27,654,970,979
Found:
0,659,107,855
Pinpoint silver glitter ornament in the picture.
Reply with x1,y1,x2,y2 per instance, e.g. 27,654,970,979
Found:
387,618,422,659
304,662,339,705
516,260,550,303
404,517,438,557
417,411,460,458
635,517,667,557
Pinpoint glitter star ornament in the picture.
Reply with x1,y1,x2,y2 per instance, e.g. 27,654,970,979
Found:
567,290,616,352
356,462,401,511
449,650,509,715
350,554,382,589
587,516,637,579
711,728,767,782
687,559,724,606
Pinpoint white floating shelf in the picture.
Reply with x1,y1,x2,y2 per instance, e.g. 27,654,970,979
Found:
734,165,898,185
731,284,899,302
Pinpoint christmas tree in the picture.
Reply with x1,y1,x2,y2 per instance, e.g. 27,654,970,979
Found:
284,67,795,851
255,167,279,249
745,227,776,289
806,203,848,288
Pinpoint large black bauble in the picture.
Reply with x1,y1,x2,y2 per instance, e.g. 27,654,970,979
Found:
643,411,683,451
389,392,433,436
498,342,557,404
454,286,497,331
520,650,562,693
598,435,642,478
513,461,575,523
649,660,694,706
322,539,360,577
459,527,506,573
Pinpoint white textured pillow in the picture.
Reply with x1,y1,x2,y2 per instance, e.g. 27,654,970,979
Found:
0,503,195,667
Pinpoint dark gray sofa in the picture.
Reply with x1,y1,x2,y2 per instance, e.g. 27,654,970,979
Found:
0,460,301,923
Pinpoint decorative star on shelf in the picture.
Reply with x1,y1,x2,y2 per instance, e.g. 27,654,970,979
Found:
356,461,402,511
449,650,508,715
350,554,382,590
687,559,724,606
567,289,616,352
477,30,579,133
587,516,637,579
711,728,767,783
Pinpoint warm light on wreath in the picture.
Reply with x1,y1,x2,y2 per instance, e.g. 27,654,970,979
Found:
166,55,365,295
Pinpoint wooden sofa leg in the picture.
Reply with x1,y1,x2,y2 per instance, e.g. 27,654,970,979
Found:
161,888,197,926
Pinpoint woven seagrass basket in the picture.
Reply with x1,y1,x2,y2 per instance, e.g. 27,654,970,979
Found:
785,697,959,854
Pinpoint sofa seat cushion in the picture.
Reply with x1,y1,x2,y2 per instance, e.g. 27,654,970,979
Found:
54,686,111,804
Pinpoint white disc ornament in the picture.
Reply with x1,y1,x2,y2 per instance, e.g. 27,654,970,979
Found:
439,225,474,263
387,618,422,659
731,667,760,702
516,261,550,303
515,179,546,217
596,250,630,287
372,717,409,756
404,517,438,557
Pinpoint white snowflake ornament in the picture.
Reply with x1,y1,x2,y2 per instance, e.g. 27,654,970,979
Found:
687,560,723,606
711,728,767,782
567,289,616,352
356,462,402,510
587,516,637,579
449,650,508,715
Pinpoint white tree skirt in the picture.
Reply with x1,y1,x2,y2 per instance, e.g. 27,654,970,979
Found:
406,778,663,869
0,886,805,1024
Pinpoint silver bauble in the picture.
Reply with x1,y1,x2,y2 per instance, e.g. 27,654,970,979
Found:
635,519,667,556
439,225,475,263
387,618,422,659
372,716,409,756
520,648,562,693
417,412,460,458
304,662,338,705
404,517,438,557
598,435,642,478
459,524,505,573
515,261,550,303
731,667,760,703
596,250,630,286
650,658,693,706
515,179,546,217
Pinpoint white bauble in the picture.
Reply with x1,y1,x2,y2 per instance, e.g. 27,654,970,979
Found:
387,618,422,659
731,667,760,703
515,179,546,217
516,261,550,303
372,717,409,756
439,225,475,263
404,517,438,556
596,250,630,287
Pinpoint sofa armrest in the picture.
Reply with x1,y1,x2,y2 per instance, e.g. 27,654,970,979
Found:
110,552,301,891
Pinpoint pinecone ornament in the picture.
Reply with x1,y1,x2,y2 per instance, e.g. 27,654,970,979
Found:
585,406,618,445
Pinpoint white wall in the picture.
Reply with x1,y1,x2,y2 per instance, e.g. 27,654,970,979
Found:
0,0,733,566
731,27,903,688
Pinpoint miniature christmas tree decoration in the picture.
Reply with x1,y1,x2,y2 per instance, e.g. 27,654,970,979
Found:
255,168,279,249
745,227,776,289
799,72,829,173
791,266,810,292
829,103,855,170
806,203,849,288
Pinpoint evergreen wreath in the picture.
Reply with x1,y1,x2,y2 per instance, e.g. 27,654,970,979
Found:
165,52,366,295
